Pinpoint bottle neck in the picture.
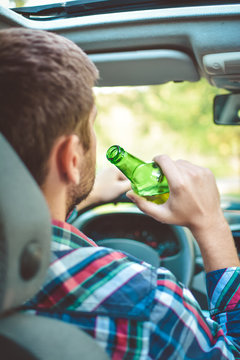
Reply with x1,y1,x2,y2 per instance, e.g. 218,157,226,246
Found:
106,145,145,180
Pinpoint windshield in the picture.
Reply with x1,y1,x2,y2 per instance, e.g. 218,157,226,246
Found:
6,0,240,20
95,80,240,201
6,0,240,7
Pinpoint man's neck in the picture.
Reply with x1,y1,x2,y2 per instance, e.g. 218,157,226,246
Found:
41,182,67,222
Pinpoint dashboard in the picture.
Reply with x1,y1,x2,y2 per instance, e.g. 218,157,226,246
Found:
80,212,180,258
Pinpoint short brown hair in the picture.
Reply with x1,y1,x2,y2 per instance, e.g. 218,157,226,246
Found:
0,28,98,185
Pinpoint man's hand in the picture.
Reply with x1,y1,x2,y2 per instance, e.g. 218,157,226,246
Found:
127,155,240,272
77,167,130,211
127,155,220,230
92,166,131,203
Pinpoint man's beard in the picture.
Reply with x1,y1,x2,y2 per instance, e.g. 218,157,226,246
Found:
66,128,97,216
66,170,95,215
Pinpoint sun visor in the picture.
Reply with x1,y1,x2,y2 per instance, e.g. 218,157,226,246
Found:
90,49,199,86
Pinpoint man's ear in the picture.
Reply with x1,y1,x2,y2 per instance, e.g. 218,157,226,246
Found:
56,134,82,185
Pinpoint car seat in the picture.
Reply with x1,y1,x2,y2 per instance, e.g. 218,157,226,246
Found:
0,133,109,360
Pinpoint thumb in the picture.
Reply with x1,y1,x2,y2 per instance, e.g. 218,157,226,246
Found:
126,190,171,223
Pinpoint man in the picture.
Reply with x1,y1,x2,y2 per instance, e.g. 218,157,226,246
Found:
0,28,240,359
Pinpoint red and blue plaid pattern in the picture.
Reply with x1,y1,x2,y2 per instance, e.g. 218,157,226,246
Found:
23,219,240,359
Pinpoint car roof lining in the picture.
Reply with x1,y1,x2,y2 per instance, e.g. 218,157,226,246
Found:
1,4,240,89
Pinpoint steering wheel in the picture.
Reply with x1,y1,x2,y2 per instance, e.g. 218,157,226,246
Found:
74,195,195,287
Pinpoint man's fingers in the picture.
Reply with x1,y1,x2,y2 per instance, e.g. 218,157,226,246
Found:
119,179,131,193
153,155,182,189
126,191,171,223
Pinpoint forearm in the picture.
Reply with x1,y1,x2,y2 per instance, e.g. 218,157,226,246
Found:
190,211,240,273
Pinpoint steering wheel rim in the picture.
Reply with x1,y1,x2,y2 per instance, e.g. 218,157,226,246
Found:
73,197,195,287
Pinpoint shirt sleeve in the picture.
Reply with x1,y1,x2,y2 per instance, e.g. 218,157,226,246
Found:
148,267,240,359
206,267,240,353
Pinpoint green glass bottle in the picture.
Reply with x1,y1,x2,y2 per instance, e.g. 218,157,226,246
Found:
106,145,169,204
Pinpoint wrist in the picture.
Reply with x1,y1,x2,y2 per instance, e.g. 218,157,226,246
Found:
189,208,226,239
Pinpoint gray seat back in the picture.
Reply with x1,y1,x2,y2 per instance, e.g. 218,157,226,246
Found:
0,133,109,359
0,133,51,311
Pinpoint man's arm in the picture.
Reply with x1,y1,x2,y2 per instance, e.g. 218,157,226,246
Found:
126,155,240,272
77,167,130,211
127,156,240,356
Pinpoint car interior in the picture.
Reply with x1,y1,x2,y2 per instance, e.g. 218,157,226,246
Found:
0,0,240,358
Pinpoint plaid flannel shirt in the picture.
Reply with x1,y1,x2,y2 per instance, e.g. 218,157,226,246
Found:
23,218,240,359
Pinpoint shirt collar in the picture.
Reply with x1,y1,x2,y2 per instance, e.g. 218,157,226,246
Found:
52,218,97,249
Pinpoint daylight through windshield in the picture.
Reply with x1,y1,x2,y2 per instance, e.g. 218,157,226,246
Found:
95,80,240,199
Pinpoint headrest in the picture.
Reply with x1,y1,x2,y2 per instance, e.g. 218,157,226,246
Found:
0,134,51,313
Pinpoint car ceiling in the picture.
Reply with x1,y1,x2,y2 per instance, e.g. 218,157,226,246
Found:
0,4,240,89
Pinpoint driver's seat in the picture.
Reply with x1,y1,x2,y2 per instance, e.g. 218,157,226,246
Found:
0,133,109,360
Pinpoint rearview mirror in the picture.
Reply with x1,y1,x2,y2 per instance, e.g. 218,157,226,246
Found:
214,93,240,125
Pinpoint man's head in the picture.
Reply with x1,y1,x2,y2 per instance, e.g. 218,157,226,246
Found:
0,28,98,184
0,28,99,216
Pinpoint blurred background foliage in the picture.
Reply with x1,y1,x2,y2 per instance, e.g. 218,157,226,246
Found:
6,0,26,6
95,80,240,195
